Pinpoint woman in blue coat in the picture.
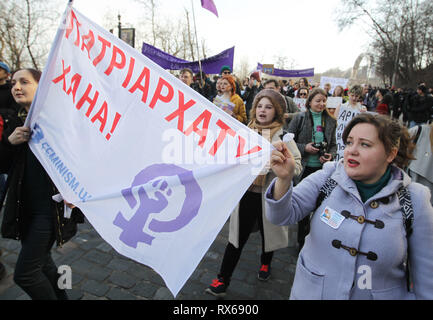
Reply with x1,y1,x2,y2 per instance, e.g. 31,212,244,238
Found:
265,113,433,299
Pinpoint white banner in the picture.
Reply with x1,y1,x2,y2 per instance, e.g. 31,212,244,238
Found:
326,97,343,109
319,76,349,94
26,4,271,297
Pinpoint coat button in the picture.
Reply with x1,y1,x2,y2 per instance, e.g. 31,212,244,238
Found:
357,216,365,224
370,201,379,209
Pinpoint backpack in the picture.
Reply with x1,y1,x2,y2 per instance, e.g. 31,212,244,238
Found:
315,177,414,291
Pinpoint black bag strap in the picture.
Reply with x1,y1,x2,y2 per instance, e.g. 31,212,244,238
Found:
413,125,422,144
396,186,414,291
315,177,338,210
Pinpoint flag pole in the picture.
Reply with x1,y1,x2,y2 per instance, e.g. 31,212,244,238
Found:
190,0,204,88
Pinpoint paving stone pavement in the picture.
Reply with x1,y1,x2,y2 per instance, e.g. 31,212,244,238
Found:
0,215,299,300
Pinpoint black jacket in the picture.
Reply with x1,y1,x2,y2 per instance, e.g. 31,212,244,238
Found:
0,116,84,246
0,82,19,111
242,85,261,119
407,94,432,123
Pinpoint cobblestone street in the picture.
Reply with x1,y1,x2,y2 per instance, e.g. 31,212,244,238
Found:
0,216,298,300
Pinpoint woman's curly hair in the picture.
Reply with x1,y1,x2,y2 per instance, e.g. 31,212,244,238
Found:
342,113,416,169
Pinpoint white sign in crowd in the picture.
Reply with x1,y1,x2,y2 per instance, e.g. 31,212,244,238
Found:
320,76,349,94
26,4,271,297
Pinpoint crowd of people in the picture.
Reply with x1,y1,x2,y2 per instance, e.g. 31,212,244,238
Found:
1,58,433,300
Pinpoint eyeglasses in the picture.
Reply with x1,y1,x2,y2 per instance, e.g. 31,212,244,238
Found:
222,71,231,74
299,92,308,97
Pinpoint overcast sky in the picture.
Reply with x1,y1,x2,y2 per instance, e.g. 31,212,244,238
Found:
72,0,372,74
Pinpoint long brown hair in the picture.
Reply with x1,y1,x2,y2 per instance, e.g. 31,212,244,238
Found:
249,89,285,125
342,113,415,169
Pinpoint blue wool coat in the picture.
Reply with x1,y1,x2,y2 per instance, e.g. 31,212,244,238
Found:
265,160,433,299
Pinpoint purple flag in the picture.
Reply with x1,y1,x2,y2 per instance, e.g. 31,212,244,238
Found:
142,42,234,74
257,63,315,78
201,0,218,17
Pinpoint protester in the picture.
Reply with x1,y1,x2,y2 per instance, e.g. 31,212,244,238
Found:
362,84,376,111
263,79,299,129
332,85,347,103
287,88,337,251
287,81,298,98
219,65,241,96
193,71,214,101
266,113,433,299
295,87,309,99
215,76,223,96
0,68,85,299
375,88,392,115
334,85,367,161
323,83,332,97
0,61,19,111
179,68,194,87
0,61,19,213
408,123,433,205
205,89,302,297
407,84,433,128
242,71,262,120
293,78,309,97
392,87,405,121
214,75,247,124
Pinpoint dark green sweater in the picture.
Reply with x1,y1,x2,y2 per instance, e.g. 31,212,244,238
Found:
354,166,392,203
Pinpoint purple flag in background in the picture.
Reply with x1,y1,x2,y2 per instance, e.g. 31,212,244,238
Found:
257,63,315,78
201,0,218,17
142,42,234,74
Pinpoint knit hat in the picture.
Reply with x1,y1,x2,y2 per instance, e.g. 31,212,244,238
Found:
250,71,261,82
0,61,10,74
252,89,287,117
220,65,232,75
222,75,236,95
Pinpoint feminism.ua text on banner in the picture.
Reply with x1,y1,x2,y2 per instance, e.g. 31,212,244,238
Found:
25,4,272,297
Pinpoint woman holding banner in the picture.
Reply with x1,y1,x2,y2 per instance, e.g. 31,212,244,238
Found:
287,88,336,252
0,68,84,300
206,89,302,297
332,85,347,103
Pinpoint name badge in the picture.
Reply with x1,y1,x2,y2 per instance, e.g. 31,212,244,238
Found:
320,206,345,229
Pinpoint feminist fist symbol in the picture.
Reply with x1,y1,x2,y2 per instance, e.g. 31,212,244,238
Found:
113,164,203,248
113,179,172,247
